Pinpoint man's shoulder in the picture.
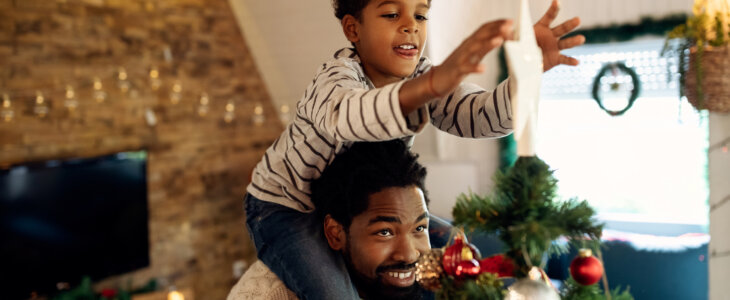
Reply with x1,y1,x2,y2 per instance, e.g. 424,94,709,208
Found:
227,260,299,300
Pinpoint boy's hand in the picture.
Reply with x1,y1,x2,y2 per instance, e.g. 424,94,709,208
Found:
430,19,514,97
534,0,585,71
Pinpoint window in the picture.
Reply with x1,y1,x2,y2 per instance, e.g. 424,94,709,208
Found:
538,38,709,233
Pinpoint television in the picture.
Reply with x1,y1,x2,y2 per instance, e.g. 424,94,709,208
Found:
0,151,150,300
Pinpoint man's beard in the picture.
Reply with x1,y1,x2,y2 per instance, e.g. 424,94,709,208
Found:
343,242,423,300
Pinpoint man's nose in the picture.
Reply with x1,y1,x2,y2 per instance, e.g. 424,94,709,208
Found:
391,235,422,263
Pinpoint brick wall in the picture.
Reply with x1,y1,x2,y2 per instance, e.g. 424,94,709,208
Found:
0,0,281,298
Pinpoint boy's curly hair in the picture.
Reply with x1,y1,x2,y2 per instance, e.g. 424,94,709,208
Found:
332,0,432,20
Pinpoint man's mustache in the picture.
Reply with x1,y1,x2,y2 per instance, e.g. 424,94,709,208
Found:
376,261,417,273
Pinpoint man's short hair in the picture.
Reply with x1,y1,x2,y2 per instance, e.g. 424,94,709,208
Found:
311,140,428,229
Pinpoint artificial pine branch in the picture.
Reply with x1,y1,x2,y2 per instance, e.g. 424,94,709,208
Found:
561,277,634,300
452,156,603,276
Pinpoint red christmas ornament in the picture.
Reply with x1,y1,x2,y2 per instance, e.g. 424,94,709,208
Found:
100,288,117,298
570,249,604,285
479,254,516,277
442,234,481,277
455,259,481,277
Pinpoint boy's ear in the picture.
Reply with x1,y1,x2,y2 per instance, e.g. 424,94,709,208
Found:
324,215,347,251
341,15,360,43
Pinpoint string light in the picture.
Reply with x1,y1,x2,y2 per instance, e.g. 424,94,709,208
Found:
93,77,107,103
1,93,13,122
279,104,291,124
34,90,49,118
64,85,79,112
117,67,130,93
149,66,162,91
169,81,182,105
252,102,265,126
197,92,209,117
224,99,235,123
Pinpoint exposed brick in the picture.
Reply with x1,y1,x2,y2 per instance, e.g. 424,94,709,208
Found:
0,0,281,299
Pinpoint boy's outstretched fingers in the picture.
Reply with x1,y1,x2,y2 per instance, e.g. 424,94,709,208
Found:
534,0,585,71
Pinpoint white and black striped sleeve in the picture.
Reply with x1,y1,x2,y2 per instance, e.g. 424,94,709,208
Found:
428,79,513,138
304,61,428,142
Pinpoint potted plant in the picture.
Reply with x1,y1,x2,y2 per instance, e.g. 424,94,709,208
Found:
664,0,730,112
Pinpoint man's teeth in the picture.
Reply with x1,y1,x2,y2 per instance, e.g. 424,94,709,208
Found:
398,45,416,50
387,271,413,279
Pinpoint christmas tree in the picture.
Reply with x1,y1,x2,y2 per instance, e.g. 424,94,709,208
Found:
415,156,634,299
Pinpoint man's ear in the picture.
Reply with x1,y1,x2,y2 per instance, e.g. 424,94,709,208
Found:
324,215,347,251
341,15,360,43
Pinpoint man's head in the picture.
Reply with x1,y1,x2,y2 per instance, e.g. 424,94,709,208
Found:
332,0,431,86
312,140,429,300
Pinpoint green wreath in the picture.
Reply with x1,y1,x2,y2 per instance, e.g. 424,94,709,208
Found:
591,62,641,116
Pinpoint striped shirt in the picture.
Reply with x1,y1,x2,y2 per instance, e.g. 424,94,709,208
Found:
247,48,513,212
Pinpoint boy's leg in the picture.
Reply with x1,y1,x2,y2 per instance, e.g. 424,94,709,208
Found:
244,194,359,300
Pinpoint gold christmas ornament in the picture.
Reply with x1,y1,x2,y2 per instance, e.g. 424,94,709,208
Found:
416,248,444,291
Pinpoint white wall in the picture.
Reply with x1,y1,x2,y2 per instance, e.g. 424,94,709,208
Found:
709,113,730,300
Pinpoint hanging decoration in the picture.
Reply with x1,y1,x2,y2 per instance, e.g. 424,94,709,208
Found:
92,77,107,103
149,66,162,91
279,104,291,124
569,249,604,286
64,85,79,113
2,93,13,122
169,81,182,105
197,92,210,117
117,67,130,93
252,102,265,126
34,90,49,118
591,62,641,116
224,99,235,123
504,267,560,300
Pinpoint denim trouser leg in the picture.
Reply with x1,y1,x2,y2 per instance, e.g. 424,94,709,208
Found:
244,194,359,300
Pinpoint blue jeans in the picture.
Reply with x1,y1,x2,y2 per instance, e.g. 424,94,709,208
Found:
245,193,360,300
244,193,454,299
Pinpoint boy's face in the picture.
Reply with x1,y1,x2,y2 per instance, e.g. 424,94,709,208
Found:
345,0,429,86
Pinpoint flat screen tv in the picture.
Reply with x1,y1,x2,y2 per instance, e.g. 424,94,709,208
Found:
0,151,150,300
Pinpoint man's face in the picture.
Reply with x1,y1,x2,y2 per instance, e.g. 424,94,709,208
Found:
344,185,430,299
348,0,429,87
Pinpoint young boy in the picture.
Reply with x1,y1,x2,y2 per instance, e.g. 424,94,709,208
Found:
244,0,585,299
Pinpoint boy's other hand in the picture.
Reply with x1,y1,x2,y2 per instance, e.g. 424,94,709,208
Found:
535,0,585,72
431,19,513,97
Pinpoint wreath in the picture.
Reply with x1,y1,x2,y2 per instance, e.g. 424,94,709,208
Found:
591,62,641,116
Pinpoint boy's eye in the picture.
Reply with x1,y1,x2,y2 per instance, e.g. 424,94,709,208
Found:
416,225,427,232
376,229,393,237
416,14,428,21
381,13,398,19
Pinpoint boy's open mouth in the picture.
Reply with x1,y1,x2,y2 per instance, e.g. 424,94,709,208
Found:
394,43,418,59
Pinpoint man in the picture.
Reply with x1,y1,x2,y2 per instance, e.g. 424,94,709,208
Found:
229,140,443,300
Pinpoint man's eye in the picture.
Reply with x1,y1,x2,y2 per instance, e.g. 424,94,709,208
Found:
416,225,428,232
381,13,398,19
376,229,393,237
416,14,428,21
